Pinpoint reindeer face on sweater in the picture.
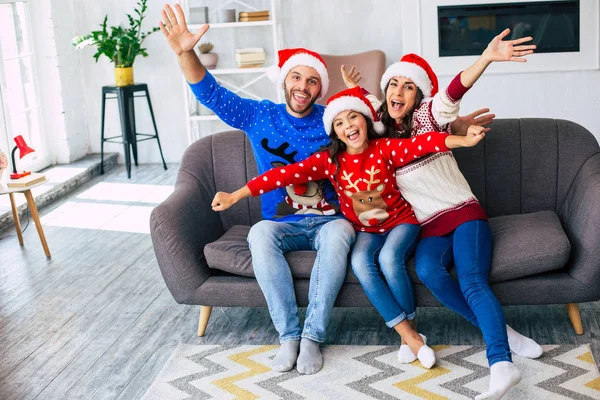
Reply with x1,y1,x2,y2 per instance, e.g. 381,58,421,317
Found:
345,184,389,226
341,166,390,227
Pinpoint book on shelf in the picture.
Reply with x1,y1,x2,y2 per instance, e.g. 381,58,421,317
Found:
235,50,266,63
238,16,270,22
239,11,269,18
237,62,265,68
7,172,47,188
235,47,265,68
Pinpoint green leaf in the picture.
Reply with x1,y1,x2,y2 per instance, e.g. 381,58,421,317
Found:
71,0,157,67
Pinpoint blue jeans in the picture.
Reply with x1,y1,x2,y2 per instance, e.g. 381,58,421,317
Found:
351,223,420,328
415,220,511,366
247,216,355,344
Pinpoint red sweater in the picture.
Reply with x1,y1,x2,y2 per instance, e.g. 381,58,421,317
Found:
247,133,450,233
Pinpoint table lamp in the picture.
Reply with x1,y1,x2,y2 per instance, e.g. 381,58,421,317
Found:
10,135,35,179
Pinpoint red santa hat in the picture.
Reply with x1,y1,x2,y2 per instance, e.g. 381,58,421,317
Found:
322,87,386,136
266,48,329,100
380,53,439,99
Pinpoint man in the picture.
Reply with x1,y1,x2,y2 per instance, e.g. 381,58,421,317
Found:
160,4,355,375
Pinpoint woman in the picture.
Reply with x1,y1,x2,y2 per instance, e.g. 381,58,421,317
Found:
343,29,542,399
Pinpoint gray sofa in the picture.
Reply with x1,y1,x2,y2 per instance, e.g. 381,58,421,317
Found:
150,118,600,337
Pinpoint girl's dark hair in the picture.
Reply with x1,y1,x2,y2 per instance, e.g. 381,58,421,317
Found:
319,113,381,182
378,81,424,139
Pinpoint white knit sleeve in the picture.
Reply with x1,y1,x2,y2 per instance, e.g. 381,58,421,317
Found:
431,86,461,126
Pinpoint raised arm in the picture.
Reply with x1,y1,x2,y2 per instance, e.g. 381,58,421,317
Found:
161,4,260,131
341,65,362,89
460,28,536,88
160,3,210,84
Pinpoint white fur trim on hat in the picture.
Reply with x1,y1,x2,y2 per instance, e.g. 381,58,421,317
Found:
276,53,329,100
323,96,386,136
380,62,433,98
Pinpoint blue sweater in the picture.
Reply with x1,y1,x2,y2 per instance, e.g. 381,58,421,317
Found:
189,72,337,221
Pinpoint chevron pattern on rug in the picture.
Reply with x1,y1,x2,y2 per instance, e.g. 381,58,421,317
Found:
142,343,600,400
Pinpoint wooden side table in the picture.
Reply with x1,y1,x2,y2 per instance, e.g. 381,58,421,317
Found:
0,179,51,258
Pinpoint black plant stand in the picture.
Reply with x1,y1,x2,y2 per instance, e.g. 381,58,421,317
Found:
100,83,167,179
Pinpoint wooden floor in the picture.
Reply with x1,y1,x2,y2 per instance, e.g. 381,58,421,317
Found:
0,164,598,400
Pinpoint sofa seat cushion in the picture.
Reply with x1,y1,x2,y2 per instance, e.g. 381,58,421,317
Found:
486,211,571,282
205,211,570,284
205,225,343,280
407,211,571,284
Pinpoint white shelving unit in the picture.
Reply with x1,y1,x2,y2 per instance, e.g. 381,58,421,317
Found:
182,0,281,145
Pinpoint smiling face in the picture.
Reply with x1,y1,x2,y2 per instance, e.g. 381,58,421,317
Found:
385,77,418,124
283,66,321,117
333,110,369,155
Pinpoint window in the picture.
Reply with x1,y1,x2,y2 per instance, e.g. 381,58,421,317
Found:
438,1,580,57
0,0,48,171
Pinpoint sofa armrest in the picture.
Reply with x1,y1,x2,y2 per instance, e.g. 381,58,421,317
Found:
559,153,600,286
150,169,225,304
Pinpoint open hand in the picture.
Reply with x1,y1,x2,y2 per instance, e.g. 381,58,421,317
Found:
483,28,536,63
464,125,489,147
159,4,209,56
451,108,495,136
212,191,235,211
341,65,362,89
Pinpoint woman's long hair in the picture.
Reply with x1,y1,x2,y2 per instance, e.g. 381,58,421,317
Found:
378,81,424,139
319,114,381,183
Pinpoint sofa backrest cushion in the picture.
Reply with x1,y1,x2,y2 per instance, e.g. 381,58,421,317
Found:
198,118,599,227
453,118,599,218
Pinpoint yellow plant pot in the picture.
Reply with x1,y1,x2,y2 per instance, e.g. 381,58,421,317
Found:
114,67,134,86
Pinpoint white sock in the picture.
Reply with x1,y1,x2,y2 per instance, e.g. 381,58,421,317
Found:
296,338,323,375
417,344,436,369
506,324,544,359
272,340,300,372
475,361,522,400
416,335,435,369
398,345,417,363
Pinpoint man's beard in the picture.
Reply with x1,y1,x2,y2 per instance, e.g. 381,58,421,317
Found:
285,88,317,115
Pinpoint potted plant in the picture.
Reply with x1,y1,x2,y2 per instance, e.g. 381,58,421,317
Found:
198,42,218,69
72,0,159,86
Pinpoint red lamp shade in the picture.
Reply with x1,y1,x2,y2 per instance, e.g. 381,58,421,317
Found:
10,135,35,179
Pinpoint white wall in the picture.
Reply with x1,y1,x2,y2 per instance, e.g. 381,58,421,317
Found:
56,0,599,164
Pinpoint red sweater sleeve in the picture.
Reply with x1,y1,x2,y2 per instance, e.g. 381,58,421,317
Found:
447,71,470,102
247,151,331,196
380,132,450,168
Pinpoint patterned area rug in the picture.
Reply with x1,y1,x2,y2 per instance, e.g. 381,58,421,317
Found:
142,343,600,400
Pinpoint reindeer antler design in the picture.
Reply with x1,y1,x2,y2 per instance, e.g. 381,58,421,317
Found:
364,166,381,190
341,170,360,192
261,138,298,164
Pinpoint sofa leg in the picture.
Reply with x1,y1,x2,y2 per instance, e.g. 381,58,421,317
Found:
566,303,584,335
198,306,213,337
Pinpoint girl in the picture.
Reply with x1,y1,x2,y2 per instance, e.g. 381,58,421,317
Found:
211,86,486,369
343,29,541,399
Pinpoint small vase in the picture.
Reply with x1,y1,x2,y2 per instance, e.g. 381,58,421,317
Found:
115,67,134,86
199,53,218,69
